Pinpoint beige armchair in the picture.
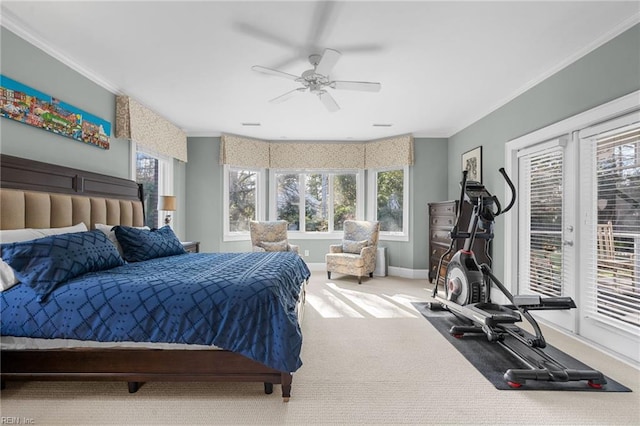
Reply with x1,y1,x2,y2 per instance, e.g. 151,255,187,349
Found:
326,220,380,284
249,220,299,254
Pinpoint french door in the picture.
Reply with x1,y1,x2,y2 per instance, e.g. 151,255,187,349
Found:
507,93,640,364
577,116,640,362
516,137,577,332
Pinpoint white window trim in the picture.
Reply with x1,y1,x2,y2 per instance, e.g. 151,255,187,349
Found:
269,168,364,239
131,141,174,228
223,164,265,241
367,165,410,242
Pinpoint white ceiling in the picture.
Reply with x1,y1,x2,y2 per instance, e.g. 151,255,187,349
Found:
2,1,638,141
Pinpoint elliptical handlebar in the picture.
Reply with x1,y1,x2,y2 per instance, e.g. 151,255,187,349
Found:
457,170,469,223
498,167,516,215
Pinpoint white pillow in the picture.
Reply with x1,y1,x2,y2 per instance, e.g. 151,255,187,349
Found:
0,260,17,291
0,222,88,243
0,223,88,291
94,223,150,256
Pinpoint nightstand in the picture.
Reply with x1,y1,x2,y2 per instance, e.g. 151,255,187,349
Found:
182,241,200,253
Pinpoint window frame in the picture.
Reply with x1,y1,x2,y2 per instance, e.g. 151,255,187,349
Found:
130,142,173,228
269,168,364,240
223,164,265,241
367,165,410,241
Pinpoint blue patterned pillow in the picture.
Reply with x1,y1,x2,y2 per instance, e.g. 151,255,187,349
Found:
0,229,124,301
114,225,186,262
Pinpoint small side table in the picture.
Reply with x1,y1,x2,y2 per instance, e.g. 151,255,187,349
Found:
182,241,200,253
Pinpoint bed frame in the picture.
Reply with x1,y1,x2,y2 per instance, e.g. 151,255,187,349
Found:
0,154,296,400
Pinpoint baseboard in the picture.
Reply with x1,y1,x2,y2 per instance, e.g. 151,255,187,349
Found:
306,263,429,280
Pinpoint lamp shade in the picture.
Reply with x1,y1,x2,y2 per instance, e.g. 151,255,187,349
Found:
158,195,177,211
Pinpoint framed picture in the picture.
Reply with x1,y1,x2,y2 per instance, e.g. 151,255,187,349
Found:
461,146,482,182
0,74,111,149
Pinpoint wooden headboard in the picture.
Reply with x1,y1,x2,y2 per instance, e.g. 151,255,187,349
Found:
0,154,145,230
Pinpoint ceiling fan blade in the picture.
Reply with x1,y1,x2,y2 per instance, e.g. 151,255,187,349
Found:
334,43,383,54
251,65,300,81
315,48,341,76
306,1,338,48
331,80,382,92
269,88,306,104
235,22,298,50
318,91,340,112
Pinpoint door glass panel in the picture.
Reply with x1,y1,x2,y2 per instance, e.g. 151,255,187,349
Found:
594,127,640,328
525,149,564,297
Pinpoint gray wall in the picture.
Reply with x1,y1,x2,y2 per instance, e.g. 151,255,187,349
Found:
447,23,640,282
0,27,187,239
185,135,449,269
1,28,129,178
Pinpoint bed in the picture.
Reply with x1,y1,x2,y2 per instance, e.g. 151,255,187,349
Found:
0,154,310,400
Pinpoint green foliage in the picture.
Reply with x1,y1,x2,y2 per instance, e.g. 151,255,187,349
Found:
228,169,256,232
377,170,403,232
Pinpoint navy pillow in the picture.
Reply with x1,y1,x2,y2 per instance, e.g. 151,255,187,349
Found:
1,229,124,301
114,225,186,262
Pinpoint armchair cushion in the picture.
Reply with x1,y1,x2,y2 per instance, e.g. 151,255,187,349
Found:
249,220,298,254
329,244,343,254
259,240,290,252
342,239,368,254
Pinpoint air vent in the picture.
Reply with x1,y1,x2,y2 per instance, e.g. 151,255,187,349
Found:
242,122,261,126
372,123,393,127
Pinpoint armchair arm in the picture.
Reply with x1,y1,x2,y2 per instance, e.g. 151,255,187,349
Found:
252,245,267,253
361,245,377,259
329,244,344,254
288,244,300,254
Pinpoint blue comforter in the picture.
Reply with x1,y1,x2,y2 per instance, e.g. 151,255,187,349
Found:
1,252,310,373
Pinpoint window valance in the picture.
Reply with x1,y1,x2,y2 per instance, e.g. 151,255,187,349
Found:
270,142,365,169
219,134,270,168
219,133,413,170
115,96,188,162
365,134,414,168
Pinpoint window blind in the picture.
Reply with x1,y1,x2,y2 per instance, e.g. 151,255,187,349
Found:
584,124,640,330
519,145,565,298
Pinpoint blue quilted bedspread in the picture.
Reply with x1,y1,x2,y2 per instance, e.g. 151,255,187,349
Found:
1,252,310,373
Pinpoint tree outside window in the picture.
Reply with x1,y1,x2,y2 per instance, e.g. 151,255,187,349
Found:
228,168,257,232
274,171,359,233
276,173,300,230
376,169,404,232
136,152,159,227
333,174,357,230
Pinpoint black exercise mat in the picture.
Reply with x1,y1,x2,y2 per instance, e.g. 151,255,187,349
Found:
412,302,631,392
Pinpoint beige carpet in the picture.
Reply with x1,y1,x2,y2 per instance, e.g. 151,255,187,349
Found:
1,272,639,425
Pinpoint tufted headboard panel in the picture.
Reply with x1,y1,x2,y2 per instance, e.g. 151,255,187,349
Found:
0,154,144,231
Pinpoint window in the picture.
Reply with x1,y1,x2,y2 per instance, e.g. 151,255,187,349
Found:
223,165,264,240
368,166,409,240
133,146,173,228
271,170,362,236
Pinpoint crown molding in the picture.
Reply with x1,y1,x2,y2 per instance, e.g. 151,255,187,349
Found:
1,9,123,95
449,12,640,138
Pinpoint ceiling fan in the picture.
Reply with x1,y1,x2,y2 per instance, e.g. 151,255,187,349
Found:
251,48,382,112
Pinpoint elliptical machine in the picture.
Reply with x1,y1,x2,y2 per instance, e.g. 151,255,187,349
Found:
429,168,606,389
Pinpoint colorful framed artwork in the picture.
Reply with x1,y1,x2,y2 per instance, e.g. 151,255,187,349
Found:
0,74,111,149
461,146,482,182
